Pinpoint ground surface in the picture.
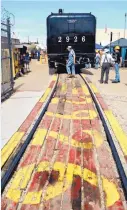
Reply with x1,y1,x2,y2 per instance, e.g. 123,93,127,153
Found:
1,60,51,148
2,62,127,149
1,74,126,210
83,67,127,135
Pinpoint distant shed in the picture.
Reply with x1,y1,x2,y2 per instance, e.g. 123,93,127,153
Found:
104,38,127,61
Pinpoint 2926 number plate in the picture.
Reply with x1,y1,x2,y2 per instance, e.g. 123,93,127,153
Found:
58,36,85,43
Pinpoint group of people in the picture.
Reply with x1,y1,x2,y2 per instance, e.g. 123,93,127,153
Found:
19,51,31,76
98,46,121,83
66,45,122,83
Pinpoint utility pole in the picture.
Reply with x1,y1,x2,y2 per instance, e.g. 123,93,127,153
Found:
28,36,29,44
124,13,127,38
110,32,113,53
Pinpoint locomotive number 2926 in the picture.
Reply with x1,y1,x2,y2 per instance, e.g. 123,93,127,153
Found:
58,36,85,42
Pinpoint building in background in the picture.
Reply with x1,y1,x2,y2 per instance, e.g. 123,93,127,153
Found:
96,28,127,46
104,38,127,65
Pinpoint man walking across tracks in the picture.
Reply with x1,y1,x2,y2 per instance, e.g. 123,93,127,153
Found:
100,49,114,84
66,46,76,78
112,46,122,83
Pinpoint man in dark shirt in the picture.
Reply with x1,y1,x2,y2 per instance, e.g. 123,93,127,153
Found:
112,46,122,83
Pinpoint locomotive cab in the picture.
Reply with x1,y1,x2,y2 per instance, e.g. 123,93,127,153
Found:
47,9,96,74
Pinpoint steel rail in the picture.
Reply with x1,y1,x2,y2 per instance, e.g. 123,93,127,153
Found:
1,74,59,193
80,74,127,199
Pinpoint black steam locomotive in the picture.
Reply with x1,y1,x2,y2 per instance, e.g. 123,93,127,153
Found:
47,9,96,74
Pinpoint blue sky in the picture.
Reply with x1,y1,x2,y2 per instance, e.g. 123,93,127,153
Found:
2,1,127,45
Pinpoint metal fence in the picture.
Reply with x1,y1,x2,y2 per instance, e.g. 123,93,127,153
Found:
1,18,14,98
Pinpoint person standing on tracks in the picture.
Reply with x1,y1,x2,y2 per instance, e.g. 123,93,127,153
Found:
100,49,114,84
112,46,122,83
66,46,76,78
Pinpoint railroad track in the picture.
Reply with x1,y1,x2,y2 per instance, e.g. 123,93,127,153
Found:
1,74,127,210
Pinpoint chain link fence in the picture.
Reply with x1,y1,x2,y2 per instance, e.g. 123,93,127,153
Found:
1,8,14,100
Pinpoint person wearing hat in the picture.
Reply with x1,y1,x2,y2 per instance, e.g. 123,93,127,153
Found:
66,46,76,77
112,46,122,83
100,48,114,84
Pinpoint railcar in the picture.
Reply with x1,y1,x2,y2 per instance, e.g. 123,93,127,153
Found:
47,9,96,74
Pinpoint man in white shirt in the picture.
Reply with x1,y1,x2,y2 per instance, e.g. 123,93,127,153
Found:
100,49,114,84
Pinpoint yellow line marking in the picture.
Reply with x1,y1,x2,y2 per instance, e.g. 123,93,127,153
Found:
39,74,58,103
88,81,127,157
46,110,97,120
51,97,59,104
1,76,58,168
48,129,103,149
39,88,51,102
52,75,57,81
89,84,99,93
81,74,86,78
81,85,90,96
72,88,78,95
1,132,24,167
105,110,127,156
81,75,99,93
61,83,67,92
31,129,48,145
6,164,35,202
51,97,92,105
6,161,120,207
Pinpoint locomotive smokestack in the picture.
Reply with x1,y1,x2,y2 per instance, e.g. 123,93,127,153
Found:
59,9,62,13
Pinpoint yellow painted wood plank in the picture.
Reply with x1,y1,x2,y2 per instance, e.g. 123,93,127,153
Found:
61,83,67,93
72,88,78,95
51,97,92,105
48,129,103,149
6,164,35,202
20,161,120,206
31,129,47,145
81,85,90,96
46,110,97,120
52,75,57,81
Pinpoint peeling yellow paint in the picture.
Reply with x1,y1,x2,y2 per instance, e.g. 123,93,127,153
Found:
72,88,78,95
81,85,90,96
48,129,103,149
88,81,127,157
6,164,35,202
51,97,59,104
52,75,57,81
51,97,92,105
1,131,24,167
39,88,51,102
61,83,67,92
14,161,120,206
90,84,99,93
46,110,97,120
31,129,47,145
